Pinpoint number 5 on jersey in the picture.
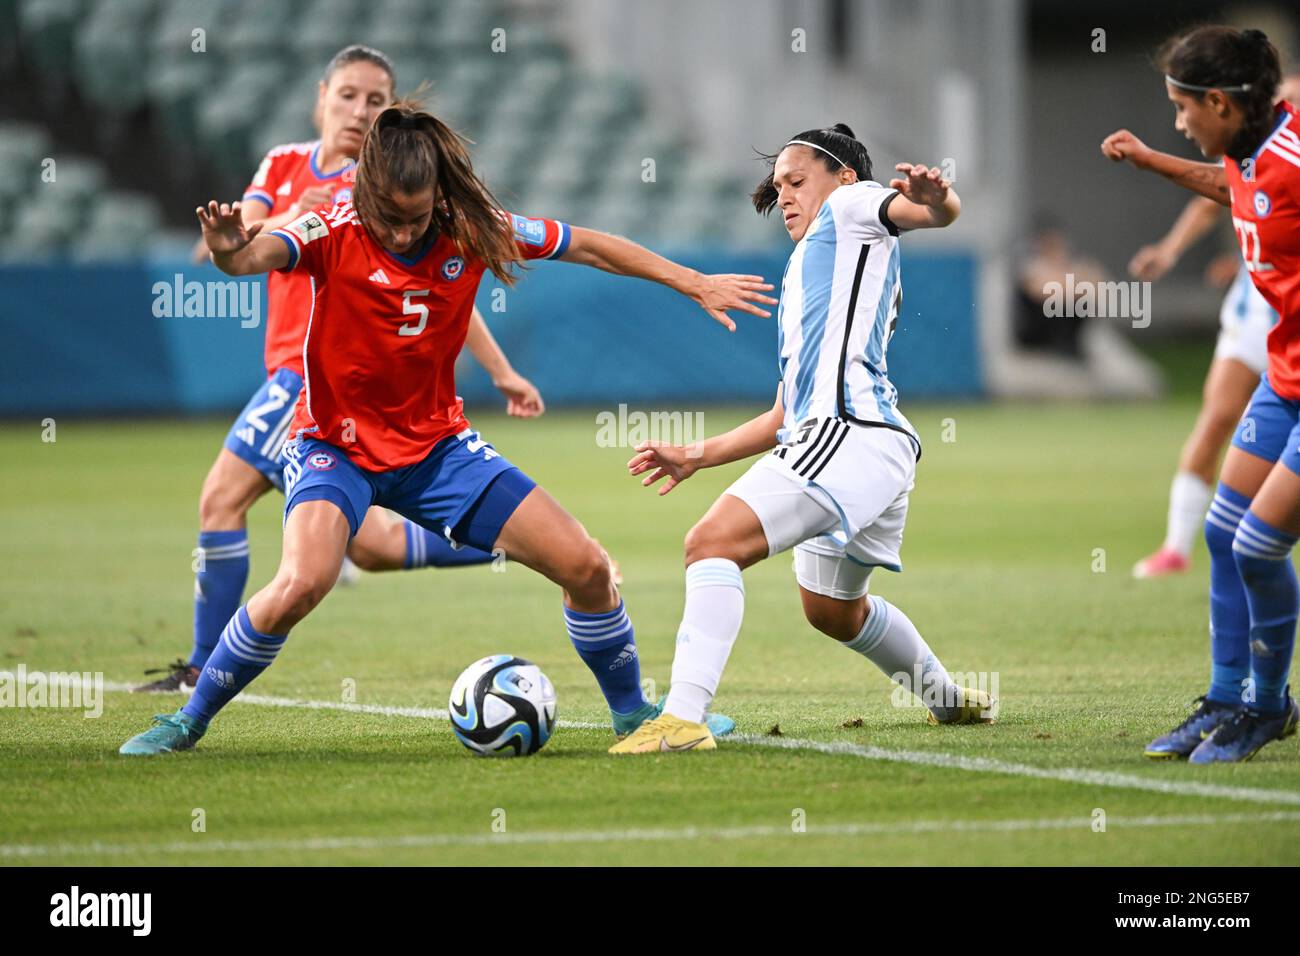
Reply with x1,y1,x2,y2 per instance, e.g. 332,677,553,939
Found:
399,289,431,336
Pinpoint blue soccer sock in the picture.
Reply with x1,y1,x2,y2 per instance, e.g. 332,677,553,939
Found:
563,600,645,714
1203,486,1252,705
404,521,495,569
190,530,250,669
1232,510,1299,716
182,605,288,726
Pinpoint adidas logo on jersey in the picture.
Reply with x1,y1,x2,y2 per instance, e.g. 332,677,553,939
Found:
276,181,293,196
236,425,256,446
368,268,391,284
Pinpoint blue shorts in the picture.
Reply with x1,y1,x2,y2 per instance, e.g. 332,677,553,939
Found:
281,429,537,551
1231,373,1300,474
223,368,302,491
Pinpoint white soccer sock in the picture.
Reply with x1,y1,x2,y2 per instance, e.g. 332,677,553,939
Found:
1163,471,1212,557
842,595,962,721
664,558,745,723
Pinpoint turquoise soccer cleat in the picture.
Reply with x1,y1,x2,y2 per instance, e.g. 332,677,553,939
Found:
119,711,207,756
612,695,736,740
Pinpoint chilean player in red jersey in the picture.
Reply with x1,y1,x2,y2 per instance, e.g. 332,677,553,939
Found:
135,46,550,694
119,102,774,754
1102,26,1300,762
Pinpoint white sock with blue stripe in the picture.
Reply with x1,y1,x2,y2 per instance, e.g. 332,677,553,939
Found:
843,595,962,722
664,558,745,723
1163,471,1212,557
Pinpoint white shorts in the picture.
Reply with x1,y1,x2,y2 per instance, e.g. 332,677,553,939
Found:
724,420,917,601
1215,268,1277,374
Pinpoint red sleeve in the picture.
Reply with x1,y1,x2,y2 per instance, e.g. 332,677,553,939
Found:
268,205,341,279
505,212,571,261
242,150,283,211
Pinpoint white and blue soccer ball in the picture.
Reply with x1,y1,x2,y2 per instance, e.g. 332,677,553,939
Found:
449,655,557,757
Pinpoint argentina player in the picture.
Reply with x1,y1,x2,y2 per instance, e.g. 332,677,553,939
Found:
613,124,995,754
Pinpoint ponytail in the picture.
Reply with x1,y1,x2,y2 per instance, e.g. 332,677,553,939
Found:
353,101,520,284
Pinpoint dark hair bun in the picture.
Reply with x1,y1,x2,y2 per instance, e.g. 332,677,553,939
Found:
830,122,856,139
1241,28,1269,48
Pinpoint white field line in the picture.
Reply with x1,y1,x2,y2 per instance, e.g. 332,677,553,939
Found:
4,811,1299,859
98,681,607,729
52,681,1300,808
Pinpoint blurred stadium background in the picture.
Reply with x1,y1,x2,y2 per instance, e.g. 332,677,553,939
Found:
0,0,1297,415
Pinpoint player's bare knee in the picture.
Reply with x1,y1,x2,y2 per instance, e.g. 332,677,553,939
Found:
802,595,866,641
564,538,615,603
344,542,385,572
273,570,332,622
683,519,729,565
198,480,247,530
1203,406,1243,440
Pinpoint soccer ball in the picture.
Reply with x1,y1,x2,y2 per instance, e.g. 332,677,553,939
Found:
448,654,557,757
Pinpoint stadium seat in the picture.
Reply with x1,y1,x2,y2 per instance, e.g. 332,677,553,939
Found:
197,62,290,176
74,3,153,111
222,2,292,61
8,194,79,258
43,154,106,205
289,18,360,68
69,190,163,261
149,0,229,60
17,0,83,81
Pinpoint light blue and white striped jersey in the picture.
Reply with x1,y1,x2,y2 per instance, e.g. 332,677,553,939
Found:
776,180,919,456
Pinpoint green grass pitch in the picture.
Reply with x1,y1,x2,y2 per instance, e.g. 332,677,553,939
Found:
2,401,1298,865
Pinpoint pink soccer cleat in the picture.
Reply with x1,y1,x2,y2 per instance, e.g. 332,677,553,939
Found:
1132,547,1190,579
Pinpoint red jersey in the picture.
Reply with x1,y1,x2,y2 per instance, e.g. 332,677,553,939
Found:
1225,101,1300,398
242,141,357,376
270,202,570,471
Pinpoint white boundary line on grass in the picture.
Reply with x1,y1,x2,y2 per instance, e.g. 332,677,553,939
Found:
97,681,1300,807
4,811,1299,859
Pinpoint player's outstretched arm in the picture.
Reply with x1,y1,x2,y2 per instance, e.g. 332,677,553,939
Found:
196,200,290,275
1129,195,1222,280
628,387,785,495
558,226,777,331
463,307,545,417
1100,129,1229,205
885,163,961,230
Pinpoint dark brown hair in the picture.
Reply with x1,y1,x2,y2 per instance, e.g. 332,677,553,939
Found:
322,44,396,92
353,101,520,284
1159,26,1281,159
751,123,874,215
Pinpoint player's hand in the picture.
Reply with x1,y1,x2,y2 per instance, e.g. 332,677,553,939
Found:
196,200,262,254
1204,252,1240,289
1101,129,1152,168
493,369,545,418
628,441,702,496
1129,243,1177,281
290,186,335,218
889,163,951,206
690,273,776,331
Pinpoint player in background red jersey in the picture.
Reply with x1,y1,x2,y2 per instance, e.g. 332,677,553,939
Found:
1103,26,1300,762
138,47,549,694
119,103,774,755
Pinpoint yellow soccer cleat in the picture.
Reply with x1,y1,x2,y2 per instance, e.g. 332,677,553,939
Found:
608,714,717,754
927,686,997,725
